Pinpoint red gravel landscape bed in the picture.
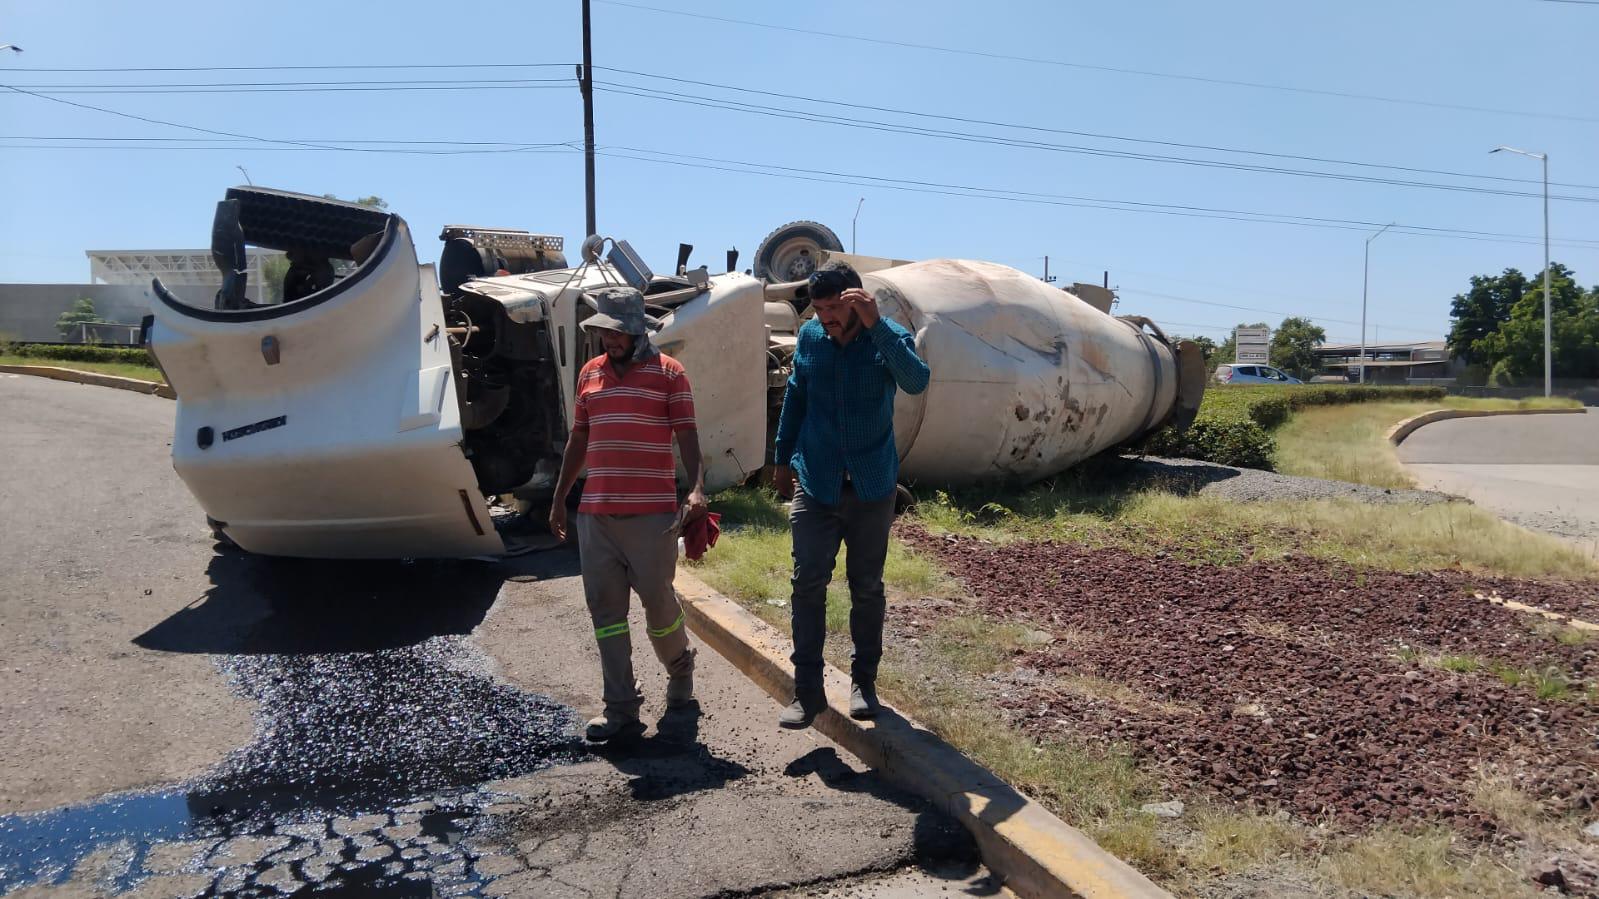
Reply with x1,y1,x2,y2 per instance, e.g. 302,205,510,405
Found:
900,526,1599,832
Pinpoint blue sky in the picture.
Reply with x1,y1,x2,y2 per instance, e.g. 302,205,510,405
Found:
2,0,1596,344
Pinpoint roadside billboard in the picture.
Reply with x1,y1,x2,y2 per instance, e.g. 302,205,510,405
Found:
1235,326,1271,365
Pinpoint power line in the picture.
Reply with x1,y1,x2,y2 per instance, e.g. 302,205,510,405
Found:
5,78,573,88
0,135,579,146
6,79,574,95
0,143,579,154
10,68,1596,198
593,145,1599,250
1119,288,1438,335
2,63,574,73
594,0,1599,124
6,81,1592,251
594,83,1599,204
1,102,1590,251
19,66,1595,193
0,84,577,155
597,67,1599,192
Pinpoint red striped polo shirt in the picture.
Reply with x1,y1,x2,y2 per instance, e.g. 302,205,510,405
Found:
571,351,697,515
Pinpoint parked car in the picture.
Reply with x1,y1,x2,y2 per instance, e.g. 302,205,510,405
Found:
1214,364,1303,385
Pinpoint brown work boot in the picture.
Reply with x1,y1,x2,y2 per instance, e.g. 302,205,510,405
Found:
585,711,645,744
665,672,695,709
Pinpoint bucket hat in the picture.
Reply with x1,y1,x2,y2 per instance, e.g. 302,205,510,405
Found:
581,286,649,337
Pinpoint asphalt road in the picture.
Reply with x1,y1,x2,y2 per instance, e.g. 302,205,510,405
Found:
1397,408,1599,554
0,374,990,898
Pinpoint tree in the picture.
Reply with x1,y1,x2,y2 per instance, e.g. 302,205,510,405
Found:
1183,335,1218,362
1474,265,1599,382
56,297,100,340
322,193,388,209
260,254,291,303
1269,316,1326,380
1453,263,1598,383
1446,268,1526,363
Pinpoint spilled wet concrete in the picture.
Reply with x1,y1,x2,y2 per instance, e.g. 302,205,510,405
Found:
1,551,979,898
0,619,586,897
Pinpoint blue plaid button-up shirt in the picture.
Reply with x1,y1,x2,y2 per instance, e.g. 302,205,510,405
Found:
774,316,930,505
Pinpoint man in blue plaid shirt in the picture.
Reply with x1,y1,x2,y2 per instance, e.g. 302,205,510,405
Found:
772,261,930,728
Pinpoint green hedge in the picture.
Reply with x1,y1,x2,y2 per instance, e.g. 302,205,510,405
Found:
1140,384,1447,470
4,343,155,365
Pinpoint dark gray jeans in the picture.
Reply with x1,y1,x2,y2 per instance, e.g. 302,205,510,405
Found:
789,485,896,700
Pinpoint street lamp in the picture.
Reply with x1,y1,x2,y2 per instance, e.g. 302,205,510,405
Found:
1360,222,1394,385
851,197,865,254
1491,145,1551,397
0,45,22,53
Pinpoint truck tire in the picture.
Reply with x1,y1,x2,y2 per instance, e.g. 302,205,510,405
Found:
753,221,843,282
894,484,917,516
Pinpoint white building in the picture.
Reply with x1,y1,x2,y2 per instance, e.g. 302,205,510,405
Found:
86,248,284,304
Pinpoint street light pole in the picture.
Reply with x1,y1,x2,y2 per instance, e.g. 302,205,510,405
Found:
1542,152,1550,397
1492,146,1552,397
851,197,864,253
1360,222,1394,385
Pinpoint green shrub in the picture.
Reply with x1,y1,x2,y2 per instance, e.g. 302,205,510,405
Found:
5,343,154,365
1140,385,1446,470
1142,416,1275,469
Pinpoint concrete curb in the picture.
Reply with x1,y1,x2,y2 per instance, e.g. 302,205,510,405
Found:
0,364,175,399
674,568,1171,899
1387,406,1585,445
1472,591,1599,632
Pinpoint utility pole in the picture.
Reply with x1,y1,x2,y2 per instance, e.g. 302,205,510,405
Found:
1360,222,1394,385
580,0,597,238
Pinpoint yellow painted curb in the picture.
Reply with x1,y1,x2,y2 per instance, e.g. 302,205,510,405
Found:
675,567,1172,899
1387,406,1585,445
0,364,175,399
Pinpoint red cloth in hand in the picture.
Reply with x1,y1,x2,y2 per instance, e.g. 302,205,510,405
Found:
683,511,721,561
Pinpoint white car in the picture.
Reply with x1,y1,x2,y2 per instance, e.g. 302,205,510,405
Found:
147,187,1203,559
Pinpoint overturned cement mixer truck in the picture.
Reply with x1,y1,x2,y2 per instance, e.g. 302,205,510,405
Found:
144,187,1205,559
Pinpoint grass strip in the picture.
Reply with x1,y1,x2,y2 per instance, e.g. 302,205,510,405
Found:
0,353,165,384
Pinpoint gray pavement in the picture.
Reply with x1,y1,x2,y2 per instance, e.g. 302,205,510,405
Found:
0,374,992,897
1397,408,1599,555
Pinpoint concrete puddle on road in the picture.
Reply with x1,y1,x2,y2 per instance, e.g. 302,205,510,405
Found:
0,632,588,897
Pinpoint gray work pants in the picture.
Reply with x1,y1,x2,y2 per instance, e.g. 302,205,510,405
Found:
576,511,695,720
789,485,896,701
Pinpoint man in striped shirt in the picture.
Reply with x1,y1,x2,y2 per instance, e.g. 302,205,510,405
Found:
550,286,708,744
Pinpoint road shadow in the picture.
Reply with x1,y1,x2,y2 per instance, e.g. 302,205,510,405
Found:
911,453,1241,524
590,703,753,802
784,746,990,893
133,550,511,655
1112,454,1245,494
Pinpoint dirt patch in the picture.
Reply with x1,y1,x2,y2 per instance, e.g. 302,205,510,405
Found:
899,526,1599,834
